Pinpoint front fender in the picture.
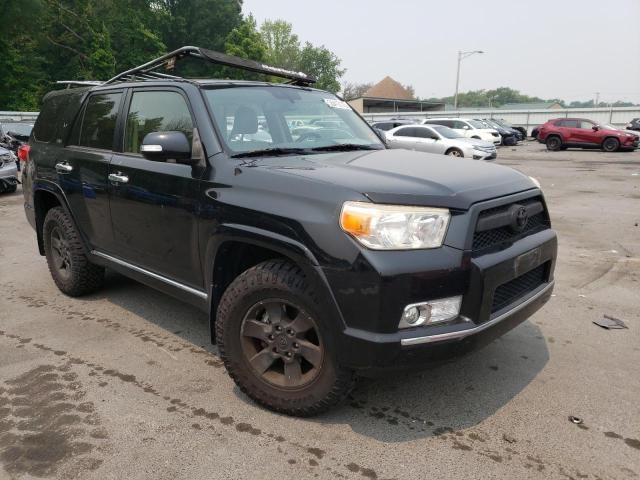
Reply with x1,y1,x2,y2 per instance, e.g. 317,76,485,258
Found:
203,224,348,350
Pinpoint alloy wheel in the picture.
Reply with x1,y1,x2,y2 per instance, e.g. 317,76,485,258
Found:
240,299,323,389
50,226,72,280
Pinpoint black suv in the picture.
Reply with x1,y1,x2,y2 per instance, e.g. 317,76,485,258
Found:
22,47,557,416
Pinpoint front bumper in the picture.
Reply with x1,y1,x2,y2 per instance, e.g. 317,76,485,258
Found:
328,227,557,373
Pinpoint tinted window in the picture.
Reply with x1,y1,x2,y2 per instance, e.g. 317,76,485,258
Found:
578,120,594,129
556,119,578,128
76,93,122,150
451,120,468,129
394,127,415,137
125,91,193,154
33,94,68,143
373,122,392,131
414,127,436,139
426,119,451,128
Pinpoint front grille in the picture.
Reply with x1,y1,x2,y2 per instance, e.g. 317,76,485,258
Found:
491,263,548,313
472,197,550,252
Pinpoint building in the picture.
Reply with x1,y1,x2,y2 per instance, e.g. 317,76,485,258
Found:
347,76,444,114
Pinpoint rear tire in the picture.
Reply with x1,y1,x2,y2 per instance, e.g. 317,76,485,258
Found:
43,207,104,296
446,148,463,157
216,259,355,417
602,137,620,152
546,136,562,151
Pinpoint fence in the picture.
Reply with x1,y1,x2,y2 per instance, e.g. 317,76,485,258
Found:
361,106,640,135
0,111,39,122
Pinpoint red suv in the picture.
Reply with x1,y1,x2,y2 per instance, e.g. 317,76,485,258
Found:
537,118,639,152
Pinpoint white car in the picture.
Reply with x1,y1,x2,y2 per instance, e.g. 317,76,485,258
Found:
385,124,497,160
422,118,501,145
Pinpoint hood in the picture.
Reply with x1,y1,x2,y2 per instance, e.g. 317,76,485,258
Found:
249,149,536,210
457,137,495,148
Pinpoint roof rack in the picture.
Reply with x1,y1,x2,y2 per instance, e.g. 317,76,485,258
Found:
104,46,316,86
56,80,104,88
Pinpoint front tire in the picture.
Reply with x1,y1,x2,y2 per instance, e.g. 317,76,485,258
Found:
43,207,104,296
446,148,463,157
546,135,562,151
216,259,355,417
602,137,620,152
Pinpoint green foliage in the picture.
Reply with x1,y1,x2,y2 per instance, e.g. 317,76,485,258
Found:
0,1,347,110
258,19,345,93
298,42,344,93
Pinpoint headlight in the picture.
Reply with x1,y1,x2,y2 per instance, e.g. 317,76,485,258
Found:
340,201,450,250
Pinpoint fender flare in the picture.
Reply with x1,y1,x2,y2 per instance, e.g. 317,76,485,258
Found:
203,223,347,343
32,180,89,256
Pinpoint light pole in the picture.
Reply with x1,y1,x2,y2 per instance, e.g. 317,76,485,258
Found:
454,50,484,110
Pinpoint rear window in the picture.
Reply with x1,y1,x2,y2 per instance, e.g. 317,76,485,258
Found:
32,95,68,143
75,93,122,150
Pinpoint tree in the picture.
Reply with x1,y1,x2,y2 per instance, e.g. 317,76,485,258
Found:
341,82,372,100
260,19,301,70
224,14,268,79
297,42,344,93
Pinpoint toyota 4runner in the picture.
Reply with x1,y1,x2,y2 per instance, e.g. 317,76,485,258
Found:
22,47,557,416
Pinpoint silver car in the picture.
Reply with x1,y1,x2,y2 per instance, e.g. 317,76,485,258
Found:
0,146,18,193
385,124,497,160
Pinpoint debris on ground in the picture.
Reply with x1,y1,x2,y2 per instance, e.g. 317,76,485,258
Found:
593,315,628,330
502,434,517,443
569,416,583,425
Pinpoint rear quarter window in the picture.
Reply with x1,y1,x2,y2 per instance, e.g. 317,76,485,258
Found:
32,95,68,143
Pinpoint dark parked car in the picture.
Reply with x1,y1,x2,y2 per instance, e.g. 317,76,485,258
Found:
626,118,640,132
1,122,34,172
537,118,638,152
477,119,519,145
492,119,526,141
23,46,557,416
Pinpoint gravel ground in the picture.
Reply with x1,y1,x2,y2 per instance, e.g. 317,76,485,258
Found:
1,142,639,480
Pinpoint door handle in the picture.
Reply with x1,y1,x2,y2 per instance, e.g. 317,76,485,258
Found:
55,162,73,173
108,172,129,184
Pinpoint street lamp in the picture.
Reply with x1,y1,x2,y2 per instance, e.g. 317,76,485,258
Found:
454,50,484,110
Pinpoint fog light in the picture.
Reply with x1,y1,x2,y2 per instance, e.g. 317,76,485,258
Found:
398,296,462,329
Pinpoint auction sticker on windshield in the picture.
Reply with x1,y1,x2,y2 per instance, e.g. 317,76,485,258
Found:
323,98,351,110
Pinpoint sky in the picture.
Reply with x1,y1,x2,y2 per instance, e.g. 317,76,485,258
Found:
241,0,640,104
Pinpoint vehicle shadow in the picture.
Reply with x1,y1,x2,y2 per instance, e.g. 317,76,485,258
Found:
87,271,549,444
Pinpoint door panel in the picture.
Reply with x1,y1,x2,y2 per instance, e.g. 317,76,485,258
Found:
107,88,203,288
60,91,123,250
108,156,203,287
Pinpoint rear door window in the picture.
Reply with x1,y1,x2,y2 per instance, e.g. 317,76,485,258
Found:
414,127,436,139
556,120,578,128
393,127,416,137
124,91,194,154
75,93,123,150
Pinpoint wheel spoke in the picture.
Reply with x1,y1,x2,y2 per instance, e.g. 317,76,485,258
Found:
288,312,314,334
297,340,322,367
242,319,269,341
51,236,61,251
249,347,276,374
284,359,302,386
265,302,283,324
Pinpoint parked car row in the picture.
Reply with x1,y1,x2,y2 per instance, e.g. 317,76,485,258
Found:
536,118,639,152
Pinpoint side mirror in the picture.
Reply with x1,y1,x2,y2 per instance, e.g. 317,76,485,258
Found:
592,125,599,131
141,131,193,164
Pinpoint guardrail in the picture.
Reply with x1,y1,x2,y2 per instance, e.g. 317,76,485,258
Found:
0,111,39,122
362,106,640,135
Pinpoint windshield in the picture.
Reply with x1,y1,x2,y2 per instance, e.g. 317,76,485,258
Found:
468,120,487,129
2,123,33,136
495,119,512,128
431,125,464,139
601,124,619,130
204,86,383,155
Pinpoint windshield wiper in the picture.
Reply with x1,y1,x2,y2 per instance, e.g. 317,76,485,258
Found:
231,147,310,159
310,144,381,152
